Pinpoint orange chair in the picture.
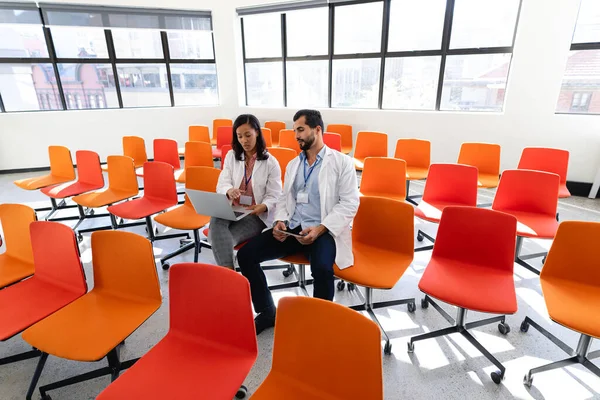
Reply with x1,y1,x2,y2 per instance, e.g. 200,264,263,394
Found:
137,139,180,177
267,147,297,184
326,124,353,154
103,136,147,171
408,207,517,384
359,157,407,202
175,141,213,183
518,147,570,198
457,142,501,188
324,132,342,151
492,169,560,274
394,139,431,204
252,297,383,400
0,222,86,367
334,196,416,354
14,146,75,191
353,131,388,171
279,129,301,154
40,150,105,224
265,121,286,147
22,230,162,400
212,118,233,145
261,127,273,147
220,144,233,170
213,126,232,159
108,162,179,242
97,263,257,400
0,204,36,289
155,167,221,270
414,164,478,251
521,221,600,388
178,126,211,155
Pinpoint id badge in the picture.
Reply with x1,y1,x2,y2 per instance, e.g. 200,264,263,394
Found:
239,195,252,206
297,191,309,204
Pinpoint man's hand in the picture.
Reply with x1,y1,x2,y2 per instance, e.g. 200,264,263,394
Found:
226,188,242,201
273,221,288,242
246,204,267,215
297,225,328,245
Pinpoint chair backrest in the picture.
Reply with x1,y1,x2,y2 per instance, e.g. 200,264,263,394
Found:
107,155,139,195
422,164,478,207
142,161,178,205
394,138,431,170
122,136,147,168
220,145,233,170
189,125,210,144
265,121,285,146
518,147,569,185
184,141,213,169
432,207,517,273
30,221,87,295
91,230,161,304
267,147,297,184
213,119,233,141
169,263,257,356
216,126,231,150
261,127,273,147
324,132,342,152
270,296,383,399
360,157,406,199
457,142,501,177
354,131,388,160
492,169,559,217
279,129,300,154
153,139,180,170
326,124,353,152
48,145,75,180
75,150,104,187
185,167,221,192
0,204,36,264
353,196,414,258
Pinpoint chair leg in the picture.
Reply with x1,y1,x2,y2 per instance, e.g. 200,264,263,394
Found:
582,358,600,377
514,236,545,275
524,356,579,387
415,229,435,252
26,352,48,400
106,348,121,382
193,229,201,263
0,348,41,366
461,330,506,381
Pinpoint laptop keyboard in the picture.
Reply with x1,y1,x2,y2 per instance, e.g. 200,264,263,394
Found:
234,211,244,217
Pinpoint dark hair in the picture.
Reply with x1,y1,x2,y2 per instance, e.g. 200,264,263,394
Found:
231,114,268,161
293,109,324,133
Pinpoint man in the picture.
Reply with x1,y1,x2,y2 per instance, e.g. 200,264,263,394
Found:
237,109,359,334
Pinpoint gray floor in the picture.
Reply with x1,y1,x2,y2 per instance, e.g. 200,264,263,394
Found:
1,171,600,400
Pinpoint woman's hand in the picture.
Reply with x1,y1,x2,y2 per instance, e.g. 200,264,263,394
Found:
245,203,267,215
227,188,242,200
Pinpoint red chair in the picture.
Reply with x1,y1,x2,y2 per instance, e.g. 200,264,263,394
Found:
414,164,478,251
220,144,233,170
137,139,180,177
492,169,560,274
96,263,258,400
0,222,87,366
324,132,342,152
108,162,179,242
0,204,36,289
518,147,570,198
213,126,232,159
408,207,518,384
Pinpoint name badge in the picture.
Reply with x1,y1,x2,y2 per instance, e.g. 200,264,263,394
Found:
240,195,252,206
297,191,309,204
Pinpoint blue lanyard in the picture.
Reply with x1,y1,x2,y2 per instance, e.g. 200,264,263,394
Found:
303,158,320,189
244,165,252,187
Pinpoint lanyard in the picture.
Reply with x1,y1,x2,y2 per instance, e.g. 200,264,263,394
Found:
244,164,252,187
303,158,320,189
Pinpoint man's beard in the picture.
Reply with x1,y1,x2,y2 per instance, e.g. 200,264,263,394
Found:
298,134,315,151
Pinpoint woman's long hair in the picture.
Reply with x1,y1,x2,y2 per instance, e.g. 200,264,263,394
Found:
231,114,269,161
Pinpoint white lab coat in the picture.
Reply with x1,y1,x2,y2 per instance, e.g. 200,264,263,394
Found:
217,150,282,227
274,146,359,269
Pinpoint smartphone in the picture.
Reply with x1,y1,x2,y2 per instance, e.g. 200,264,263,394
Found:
274,229,306,239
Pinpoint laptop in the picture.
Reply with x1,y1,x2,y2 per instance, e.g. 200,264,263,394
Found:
186,189,252,221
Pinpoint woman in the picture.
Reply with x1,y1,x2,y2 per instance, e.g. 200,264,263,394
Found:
209,114,283,269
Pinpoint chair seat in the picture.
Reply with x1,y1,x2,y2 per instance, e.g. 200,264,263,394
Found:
543,279,600,339
174,169,185,183
14,175,73,191
477,173,499,188
498,210,558,239
22,292,160,362
252,371,334,399
406,167,428,181
559,184,570,198
0,254,35,289
280,253,309,265
108,197,176,220
154,204,210,231
0,278,84,340
212,148,222,159
334,244,412,289
359,192,406,202
353,158,365,171
415,200,467,223
72,189,137,208
41,181,104,199
97,334,256,400
341,146,352,155
419,258,517,314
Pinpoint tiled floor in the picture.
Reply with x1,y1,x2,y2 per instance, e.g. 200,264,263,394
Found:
1,171,600,400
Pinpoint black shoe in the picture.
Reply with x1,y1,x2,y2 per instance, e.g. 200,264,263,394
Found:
254,308,276,335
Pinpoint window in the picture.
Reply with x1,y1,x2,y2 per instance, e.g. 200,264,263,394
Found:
556,0,600,114
239,0,521,111
0,4,218,113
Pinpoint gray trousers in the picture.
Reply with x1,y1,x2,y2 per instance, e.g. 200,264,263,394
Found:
208,214,266,268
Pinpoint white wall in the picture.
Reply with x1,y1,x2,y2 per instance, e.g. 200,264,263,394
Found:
1,0,599,184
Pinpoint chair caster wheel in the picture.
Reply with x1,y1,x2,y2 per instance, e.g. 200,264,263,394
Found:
407,342,414,353
162,262,170,271
384,342,392,355
491,370,504,384
520,320,530,333
417,232,424,242
407,301,416,313
77,233,84,243
337,280,346,291
498,322,510,335
235,385,248,399
347,283,356,291
421,298,429,309
282,266,293,277
523,374,533,388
